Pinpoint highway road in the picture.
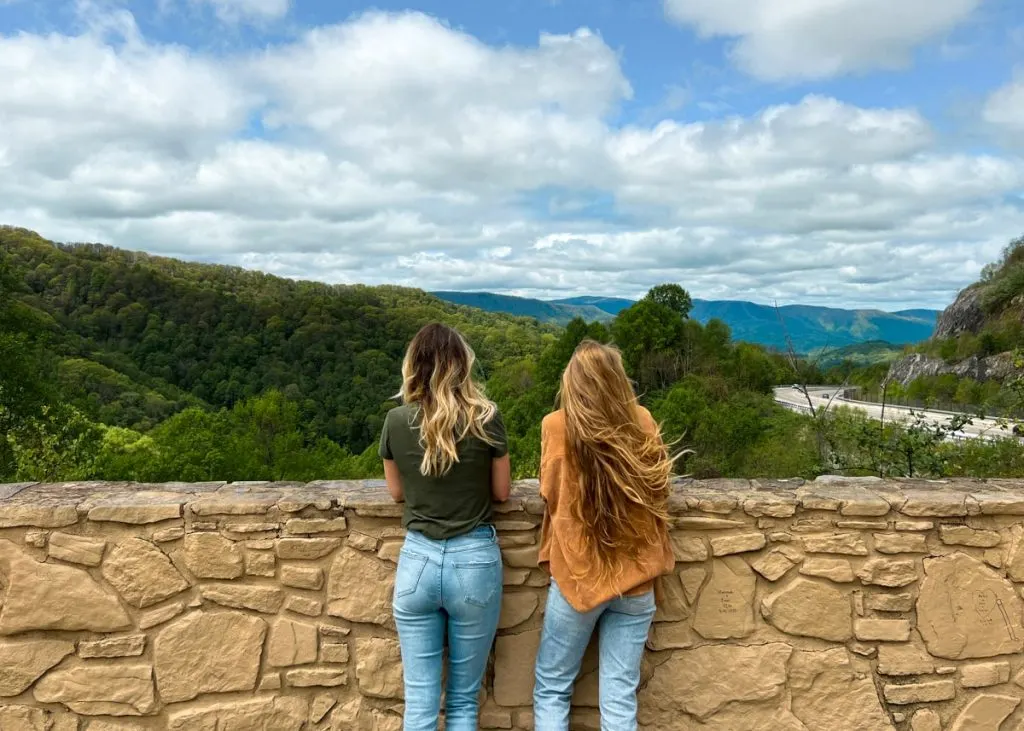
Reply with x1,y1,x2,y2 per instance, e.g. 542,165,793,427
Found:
773,386,1021,442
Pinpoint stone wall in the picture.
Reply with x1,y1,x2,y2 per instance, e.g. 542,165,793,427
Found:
3,478,1024,730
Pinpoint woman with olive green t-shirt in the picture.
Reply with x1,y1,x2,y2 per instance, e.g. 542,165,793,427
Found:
379,323,511,731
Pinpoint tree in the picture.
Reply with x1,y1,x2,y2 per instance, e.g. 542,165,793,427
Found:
0,256,55,476
611,300,686,388
644,284,693,320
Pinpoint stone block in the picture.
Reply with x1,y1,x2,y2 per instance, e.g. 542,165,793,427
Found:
883,680,955,704
857,558,918,587
285,517,347,534
960,661,1011,688
183,532,244,579
762,578,852,641
873,533,927,554
47,532,105,566
854,618,911,642
498,593,539,630
692,557,755,639
917,552,1024,659
267,617,318,667
280,565,323,590
494,630,541,707
800,557,854,583
864,592,914,612
751,549,795,581
670,535,708,562
33,664,156,716
245,550,276,577
327,547,394,626
949,694,1020,730
709,532,766,556
154,611,266,703
200,584,284,613
78,635,145,659
276,537,341,560
0,539,130,633
801,533,868,555
940,524,1001,547
356,638,403,699
0,640,75,696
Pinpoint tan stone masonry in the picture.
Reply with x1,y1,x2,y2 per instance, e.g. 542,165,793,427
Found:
3,477,1024,729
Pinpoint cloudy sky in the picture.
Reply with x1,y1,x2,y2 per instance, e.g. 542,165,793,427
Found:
2,0,1023,309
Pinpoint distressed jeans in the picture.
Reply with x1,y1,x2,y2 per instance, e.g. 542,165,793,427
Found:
533,580,656,731
392,524,503,731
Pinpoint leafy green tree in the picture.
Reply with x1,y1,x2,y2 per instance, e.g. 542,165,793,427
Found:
0,255,55,476
147,408,230,482
92,427,160,481
611,299,685,389
7,403,102,481
644,284,693,320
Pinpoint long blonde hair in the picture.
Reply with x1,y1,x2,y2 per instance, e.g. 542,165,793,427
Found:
560,340,676,584
399,323,497,477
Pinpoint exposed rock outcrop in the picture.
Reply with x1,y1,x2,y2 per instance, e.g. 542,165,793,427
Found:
887,351,1017,386
933,286,988,339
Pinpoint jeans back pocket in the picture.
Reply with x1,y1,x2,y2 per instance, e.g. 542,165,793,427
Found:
454,558,501,608
395,550,429,599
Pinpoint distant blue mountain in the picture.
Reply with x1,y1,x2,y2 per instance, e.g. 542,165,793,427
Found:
432,291,940,352
688,301,939,352
551,296,635,316
431,291,613,325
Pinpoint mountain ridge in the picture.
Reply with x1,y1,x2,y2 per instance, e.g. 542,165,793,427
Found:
432,290,940,352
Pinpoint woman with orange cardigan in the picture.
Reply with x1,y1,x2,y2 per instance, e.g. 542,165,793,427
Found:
533,340,677,731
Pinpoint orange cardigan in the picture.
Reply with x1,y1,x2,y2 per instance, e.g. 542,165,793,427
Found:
537,408,675,613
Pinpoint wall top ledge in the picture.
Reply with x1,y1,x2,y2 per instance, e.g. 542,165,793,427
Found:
1,476,1023,526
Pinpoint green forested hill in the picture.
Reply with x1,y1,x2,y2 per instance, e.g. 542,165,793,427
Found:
3,226,1022,484
2,226,554,450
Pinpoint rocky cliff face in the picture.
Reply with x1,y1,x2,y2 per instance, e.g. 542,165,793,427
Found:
887,352,1017,386
932,286,988,340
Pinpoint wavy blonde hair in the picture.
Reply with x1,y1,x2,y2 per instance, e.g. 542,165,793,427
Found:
560,340,678,585
399,323,497,477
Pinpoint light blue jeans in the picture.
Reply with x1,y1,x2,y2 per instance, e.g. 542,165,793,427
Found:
393,524,503,731
534,580,656,731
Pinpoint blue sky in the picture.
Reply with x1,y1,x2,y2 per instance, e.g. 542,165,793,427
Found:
1,0,1023,309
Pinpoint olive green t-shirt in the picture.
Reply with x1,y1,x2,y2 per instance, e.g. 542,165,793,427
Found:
378,404,508,540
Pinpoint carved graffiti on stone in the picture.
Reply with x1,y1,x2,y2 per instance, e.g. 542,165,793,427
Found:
692,557,755,639
917,552,1024,659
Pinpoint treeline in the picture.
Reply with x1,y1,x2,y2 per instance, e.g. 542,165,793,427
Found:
3,227,554,448
488,285,821,479
3,227,1024,484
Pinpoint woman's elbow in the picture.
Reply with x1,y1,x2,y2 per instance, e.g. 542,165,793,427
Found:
492,483,511,503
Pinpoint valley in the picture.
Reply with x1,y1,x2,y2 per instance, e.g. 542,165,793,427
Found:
1,227,1022,484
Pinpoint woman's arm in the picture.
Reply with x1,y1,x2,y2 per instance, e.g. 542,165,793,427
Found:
491,454,512,503
383,459,405,503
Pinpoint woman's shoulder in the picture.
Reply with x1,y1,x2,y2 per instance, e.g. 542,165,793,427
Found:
542,409,566,434
635,405,658,434
384,403,414,425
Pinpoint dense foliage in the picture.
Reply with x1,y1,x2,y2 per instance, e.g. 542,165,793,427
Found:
2,227,1022,483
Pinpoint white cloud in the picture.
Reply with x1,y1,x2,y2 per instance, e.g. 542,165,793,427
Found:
195,0,289,24
252,13,629,193
0,7,1021,310
985,74,1024,143
664,0,982,80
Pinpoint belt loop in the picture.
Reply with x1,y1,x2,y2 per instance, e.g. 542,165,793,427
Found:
491,524,498,541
